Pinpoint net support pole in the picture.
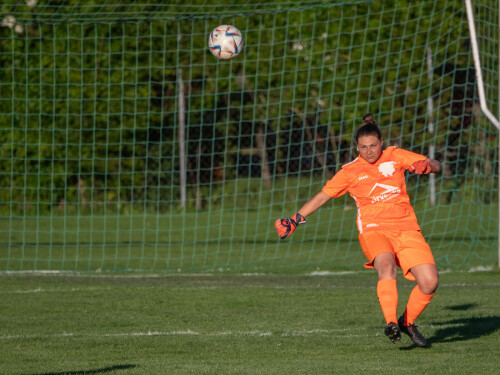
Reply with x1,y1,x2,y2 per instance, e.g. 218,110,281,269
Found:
465,0,500,268
177,68,186,209
427,47,436,207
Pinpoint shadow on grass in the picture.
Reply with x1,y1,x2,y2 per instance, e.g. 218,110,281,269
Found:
428,315,500,344
400,316,500,350
400,314,500,350
445,303,477,311
23,364,136,375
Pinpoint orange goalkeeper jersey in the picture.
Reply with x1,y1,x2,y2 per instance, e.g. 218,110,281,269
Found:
322,146,427,233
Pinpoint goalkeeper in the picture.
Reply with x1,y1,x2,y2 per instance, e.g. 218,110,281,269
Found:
275,114,441,347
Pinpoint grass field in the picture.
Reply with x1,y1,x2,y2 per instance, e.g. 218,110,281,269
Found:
1,202,497,273
1,270,499,374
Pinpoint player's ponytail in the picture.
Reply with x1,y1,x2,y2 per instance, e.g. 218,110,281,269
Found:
354,113,382,144
363,113,378,126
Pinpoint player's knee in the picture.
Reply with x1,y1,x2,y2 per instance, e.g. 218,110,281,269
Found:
376,262,397,280
373,253,397,279
419,274,439,294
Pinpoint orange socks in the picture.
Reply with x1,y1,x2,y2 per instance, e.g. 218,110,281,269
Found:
377,281,435,326
377,279,398,324
402,285,435,325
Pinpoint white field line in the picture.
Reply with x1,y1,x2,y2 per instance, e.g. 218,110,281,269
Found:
0,328,372,341
0,287,112,294
2,281,499,295
1,266,496,278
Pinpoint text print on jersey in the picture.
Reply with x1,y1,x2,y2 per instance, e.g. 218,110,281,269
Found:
368,183,401,203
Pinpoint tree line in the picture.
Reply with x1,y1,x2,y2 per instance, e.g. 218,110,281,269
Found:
0,0,496,212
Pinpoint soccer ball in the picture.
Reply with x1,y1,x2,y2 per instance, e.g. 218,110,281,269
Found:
208,25,244,60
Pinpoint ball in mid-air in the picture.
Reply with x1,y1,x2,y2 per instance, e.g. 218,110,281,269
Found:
208,25,244,60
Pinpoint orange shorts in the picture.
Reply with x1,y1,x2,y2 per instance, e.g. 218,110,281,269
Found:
358,230,435,281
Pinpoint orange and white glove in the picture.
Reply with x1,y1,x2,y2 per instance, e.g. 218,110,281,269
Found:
275,213,306,240
409,159,432,174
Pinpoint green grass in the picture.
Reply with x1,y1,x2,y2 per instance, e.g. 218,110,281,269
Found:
1,270,499,374
0,202,497,273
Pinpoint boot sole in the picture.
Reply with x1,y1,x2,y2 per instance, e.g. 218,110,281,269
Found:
384,324,401,343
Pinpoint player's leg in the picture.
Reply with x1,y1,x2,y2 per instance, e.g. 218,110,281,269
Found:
404,264,439,324
398,263,438,347
359,231,401,343
373,252,401,343
404,263,439,324
396,232,438,347
415,263,440,295
373,253,398,324
373,252,398,280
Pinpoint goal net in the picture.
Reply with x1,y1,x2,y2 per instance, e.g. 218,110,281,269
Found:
0,0,497,273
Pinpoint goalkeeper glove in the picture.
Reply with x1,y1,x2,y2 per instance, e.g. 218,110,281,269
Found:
410,159,432,174
275,213,307,240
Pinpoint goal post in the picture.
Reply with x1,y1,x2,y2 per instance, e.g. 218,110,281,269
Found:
464,0,500,268
465,0,500,130
0,0,498,273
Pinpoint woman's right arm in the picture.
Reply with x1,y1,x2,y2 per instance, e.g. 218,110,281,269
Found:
275,191,332,240
275,170,347,239
297,191,332,217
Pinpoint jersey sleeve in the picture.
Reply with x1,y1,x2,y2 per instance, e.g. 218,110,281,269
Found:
393,148,427,170
322,169,351,198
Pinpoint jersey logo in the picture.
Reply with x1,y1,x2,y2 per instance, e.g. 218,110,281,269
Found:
358,175,368,181
368,183,401,203
378,161,396,177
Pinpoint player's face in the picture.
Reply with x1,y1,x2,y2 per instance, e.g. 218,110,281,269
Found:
357,135,383,164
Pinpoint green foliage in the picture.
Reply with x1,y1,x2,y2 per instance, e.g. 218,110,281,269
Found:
0,0,497,212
